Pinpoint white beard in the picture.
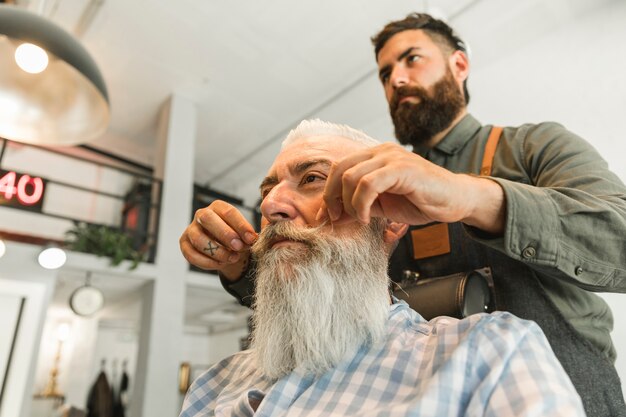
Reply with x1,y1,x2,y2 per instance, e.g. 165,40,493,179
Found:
250,220,390,380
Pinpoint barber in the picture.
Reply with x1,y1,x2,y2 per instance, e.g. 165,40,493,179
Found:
180,13,626,416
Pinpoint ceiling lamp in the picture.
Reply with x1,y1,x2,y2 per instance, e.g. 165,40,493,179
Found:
0,5,110,146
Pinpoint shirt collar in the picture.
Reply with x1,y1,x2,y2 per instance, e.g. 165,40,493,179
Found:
413,114,482,157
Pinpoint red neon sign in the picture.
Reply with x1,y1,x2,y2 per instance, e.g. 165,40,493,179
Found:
0,170,45,208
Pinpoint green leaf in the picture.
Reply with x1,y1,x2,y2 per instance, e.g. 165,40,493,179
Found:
64,222,148,270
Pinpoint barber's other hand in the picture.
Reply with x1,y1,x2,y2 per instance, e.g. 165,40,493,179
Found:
320,143,505,234
179,200,257,281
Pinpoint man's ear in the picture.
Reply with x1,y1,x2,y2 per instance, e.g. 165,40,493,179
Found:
449,49,469,84
383,221,409,244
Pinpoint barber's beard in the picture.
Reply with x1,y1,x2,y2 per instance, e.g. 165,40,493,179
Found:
250,221,390,380
390,67,465,147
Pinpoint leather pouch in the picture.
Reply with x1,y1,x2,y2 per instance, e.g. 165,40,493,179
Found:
392,268,494,320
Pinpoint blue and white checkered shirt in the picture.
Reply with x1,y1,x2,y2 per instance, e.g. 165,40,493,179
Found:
180,301,584,416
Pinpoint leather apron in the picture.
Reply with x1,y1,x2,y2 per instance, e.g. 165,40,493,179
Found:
389,127,626,417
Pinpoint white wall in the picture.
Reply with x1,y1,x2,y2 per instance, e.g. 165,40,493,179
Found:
181,333,212,366
0,242,56,417
60,316,99,409
468,0,626,396
0,294,23,395
181,327,249,375
32,316,139,413
91,324,139,403
178,329,247,411
180,328,249,388
469,0,626,181
207,328,249,366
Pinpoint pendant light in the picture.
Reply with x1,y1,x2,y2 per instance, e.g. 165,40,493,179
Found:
0,5,110,146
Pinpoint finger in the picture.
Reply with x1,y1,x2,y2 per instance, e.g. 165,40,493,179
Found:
180,239,229,270
200,237,241,264
328,210,360,226
324,150,374,221
211,201,258,242
341,158,388,223
352,167,401,222
314,199,356,226
196,206,253,250
324,164,345,222
185,224,240,263
315,201,329,222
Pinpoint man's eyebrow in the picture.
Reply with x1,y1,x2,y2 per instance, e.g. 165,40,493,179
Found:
398,46,421,61
259,159,332,193
378,47,422,80
259,175,278,193
291,159,332,176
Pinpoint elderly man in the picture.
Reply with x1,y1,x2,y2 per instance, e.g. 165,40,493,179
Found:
179,120,583,417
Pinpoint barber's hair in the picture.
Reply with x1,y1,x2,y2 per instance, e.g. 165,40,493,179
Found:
282,119,380,149
371,13,470,104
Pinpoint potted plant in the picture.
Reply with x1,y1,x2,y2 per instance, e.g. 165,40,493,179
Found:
65,222,146,270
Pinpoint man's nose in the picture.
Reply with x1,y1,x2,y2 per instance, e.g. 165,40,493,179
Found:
260,183,298,223
390,65,409,89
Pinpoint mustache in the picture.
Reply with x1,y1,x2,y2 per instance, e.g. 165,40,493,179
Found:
390,85,429,113
252,221,329,256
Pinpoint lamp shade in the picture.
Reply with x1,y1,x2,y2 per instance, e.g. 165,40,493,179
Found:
0,5,110,145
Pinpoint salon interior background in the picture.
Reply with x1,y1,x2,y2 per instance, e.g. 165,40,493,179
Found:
0,0,625,417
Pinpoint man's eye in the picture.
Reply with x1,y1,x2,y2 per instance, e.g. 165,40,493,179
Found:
302,174,323,185
407,54,420,63
380,73,390,84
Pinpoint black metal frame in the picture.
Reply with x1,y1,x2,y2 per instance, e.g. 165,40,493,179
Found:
0,137,163,263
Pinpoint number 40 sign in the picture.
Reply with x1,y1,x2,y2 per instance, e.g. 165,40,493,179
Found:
0,169,46,211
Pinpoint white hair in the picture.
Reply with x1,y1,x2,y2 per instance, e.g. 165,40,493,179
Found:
282,119,380,149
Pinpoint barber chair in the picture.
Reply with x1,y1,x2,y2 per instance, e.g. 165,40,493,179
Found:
392,268,494,320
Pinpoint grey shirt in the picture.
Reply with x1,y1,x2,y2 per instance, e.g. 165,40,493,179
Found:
414,114,626,360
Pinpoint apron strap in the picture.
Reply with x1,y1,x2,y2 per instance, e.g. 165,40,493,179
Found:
480,126,503,176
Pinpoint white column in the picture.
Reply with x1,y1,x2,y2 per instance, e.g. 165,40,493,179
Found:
130,94,196,417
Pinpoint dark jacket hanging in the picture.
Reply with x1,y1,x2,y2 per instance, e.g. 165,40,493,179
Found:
86,371,114,417
112,370,129,417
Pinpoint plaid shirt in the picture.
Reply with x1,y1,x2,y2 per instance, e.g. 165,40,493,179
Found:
180,301,584,417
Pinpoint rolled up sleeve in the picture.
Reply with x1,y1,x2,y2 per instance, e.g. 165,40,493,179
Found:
471,122,626,291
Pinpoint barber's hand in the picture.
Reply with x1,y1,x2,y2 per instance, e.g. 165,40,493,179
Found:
319,143,505,234
179,200,258,281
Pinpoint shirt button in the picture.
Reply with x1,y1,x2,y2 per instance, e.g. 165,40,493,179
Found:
522,246,536,259
575,266,583,276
